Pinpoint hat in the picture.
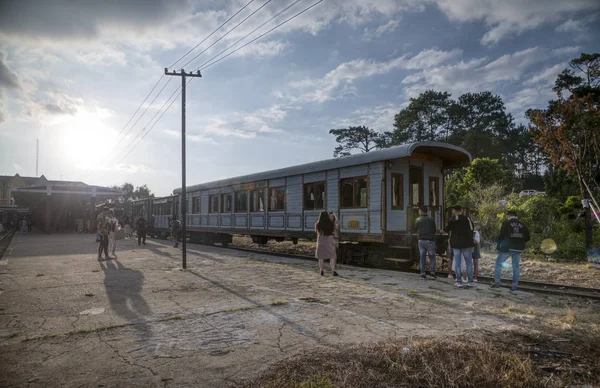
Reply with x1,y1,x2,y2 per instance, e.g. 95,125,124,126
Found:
453,205,462,210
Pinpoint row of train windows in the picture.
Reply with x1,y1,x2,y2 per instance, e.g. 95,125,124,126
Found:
190,178,369,214
188,175,439,214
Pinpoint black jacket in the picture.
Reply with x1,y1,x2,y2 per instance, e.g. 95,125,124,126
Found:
414,215,437,240
136,217,147,230
498,218,530,252
444,215,474,249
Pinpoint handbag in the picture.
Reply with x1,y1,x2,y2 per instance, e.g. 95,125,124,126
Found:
496,238,510,252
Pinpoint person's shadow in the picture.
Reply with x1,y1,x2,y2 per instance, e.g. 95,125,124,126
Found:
99,259,152,339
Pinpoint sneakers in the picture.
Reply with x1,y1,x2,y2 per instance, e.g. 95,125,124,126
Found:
332,271,339,277
489,283,501,289
510,286,518,292
455,281,463,288
429,273,437,280
467,282,477,288
97,256,102,260
473,278,478,283
420,274,427,280
447,274,454,279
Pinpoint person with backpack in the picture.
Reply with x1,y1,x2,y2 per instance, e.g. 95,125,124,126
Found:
443,205,475,288
490,210,530,292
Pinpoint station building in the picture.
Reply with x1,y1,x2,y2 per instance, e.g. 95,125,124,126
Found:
0,174,122,233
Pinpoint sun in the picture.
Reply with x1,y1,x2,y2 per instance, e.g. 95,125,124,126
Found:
60,109,118,170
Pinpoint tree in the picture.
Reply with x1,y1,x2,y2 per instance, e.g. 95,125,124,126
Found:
554,53,600,100
134,184,153,199
450,91,514,161
392,90,452,143
329,126,388,157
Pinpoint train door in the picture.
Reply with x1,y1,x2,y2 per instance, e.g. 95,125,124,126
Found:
407,166,423,230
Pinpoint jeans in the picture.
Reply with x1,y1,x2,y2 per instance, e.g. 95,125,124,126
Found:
418,240,436,275
98,234,109,257
453,248,473,282
494,250,522,286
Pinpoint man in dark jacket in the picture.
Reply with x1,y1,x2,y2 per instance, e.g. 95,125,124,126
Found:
443,205,475,288
491,210,530,291
414,206,437,280
136,216,148,246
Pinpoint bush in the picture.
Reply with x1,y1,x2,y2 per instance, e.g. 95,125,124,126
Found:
518,194,561,235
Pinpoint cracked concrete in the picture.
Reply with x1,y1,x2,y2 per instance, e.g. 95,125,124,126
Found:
0,232,566,387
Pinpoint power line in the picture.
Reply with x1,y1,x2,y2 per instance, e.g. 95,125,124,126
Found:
167,0,256,69
100,0,324,176
180,0,274,69
199,0,324,72
193,0,304,71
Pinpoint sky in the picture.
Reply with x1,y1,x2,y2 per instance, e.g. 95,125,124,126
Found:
0,0,599,197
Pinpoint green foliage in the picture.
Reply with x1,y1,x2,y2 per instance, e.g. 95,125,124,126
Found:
392,90,452,143
451,158,511,206
559,196,582,215
518,195,561,235
543,167,579,201
464,182,505,240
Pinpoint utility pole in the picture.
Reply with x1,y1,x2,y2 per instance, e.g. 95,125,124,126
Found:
36,139,39,176
164,68,202,269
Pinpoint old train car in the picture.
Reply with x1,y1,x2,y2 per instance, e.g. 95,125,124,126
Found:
131,195,178,239
172,141,471,268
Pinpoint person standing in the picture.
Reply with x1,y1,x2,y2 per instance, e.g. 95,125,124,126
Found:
444,205,475,288
27,218,32,232
171,217,181,248
136,215,148,246
107,209,118,257
96,207,110,260
315,211,338,277
490,210,530,292
414,206,437,280
472,224,481,282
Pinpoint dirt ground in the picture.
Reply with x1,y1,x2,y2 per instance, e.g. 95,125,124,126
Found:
0,232,599,387
232,236,600,289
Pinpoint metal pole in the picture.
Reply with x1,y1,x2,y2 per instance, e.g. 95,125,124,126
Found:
164,68,201,270
181,71,187,269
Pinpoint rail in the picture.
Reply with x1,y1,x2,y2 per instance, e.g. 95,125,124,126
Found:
212,243,600,301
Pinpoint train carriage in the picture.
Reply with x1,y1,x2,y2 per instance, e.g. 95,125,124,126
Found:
172,141,471,268
131,195,178,239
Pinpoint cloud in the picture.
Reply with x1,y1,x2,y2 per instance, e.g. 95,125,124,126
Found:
434,0,600,45
288,48,462,103
0,52,20,123
524,64,565,87
333,102,409,132
162,129,218,144
115,163,154,174
24,92,84,120
363,20,400,40
13,163,21,171
401,46,579,98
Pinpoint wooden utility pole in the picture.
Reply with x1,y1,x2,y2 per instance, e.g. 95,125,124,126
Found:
164,68,202,269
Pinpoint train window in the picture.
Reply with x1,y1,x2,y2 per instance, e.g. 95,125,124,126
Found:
192,197,201,214
221,193,232,213
209,195,219,213
392,173,404,210
250,189,265,212
429,177,439,207
304,182,325,210
235,191,248,212
341,177,368,208
269,187,286,211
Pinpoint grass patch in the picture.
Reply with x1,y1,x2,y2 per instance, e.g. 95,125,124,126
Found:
299,297,329,304
84,293,94,297
223,305,259,313
36,273,44,277
237,333,600,388
23,333,59,342
7,332,20,339
159,315,184,322
91,269,100,273
269,301,288,306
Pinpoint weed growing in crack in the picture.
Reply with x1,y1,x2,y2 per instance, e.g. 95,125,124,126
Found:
159,316,184,322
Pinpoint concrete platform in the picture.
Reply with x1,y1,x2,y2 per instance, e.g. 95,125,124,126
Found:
0,232,544,387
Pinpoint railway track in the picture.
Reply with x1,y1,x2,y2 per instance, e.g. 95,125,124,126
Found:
0,230,15,260
215,243,600,301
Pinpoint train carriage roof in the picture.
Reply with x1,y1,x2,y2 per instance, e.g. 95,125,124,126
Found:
175,141,471,193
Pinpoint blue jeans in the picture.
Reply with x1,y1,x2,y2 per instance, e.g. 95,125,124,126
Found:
453,248,473,282
418,240,436,275
494,250,521,286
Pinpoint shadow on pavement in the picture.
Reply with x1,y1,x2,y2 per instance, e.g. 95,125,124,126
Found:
99,258,152,338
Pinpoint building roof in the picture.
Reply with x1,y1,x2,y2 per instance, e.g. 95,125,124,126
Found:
175,141,472,193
